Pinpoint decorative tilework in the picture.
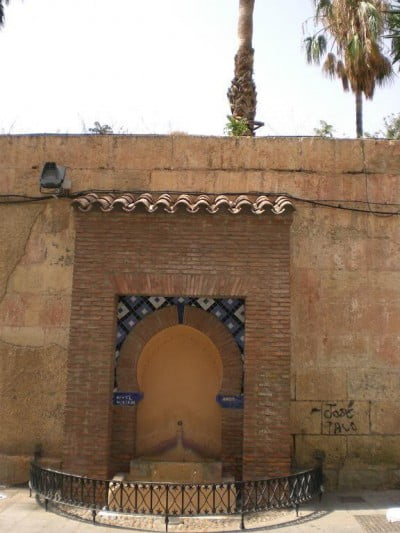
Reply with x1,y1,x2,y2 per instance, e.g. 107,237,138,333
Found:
116,296,245,358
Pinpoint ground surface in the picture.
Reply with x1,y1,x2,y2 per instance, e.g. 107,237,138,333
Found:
1,485,400,532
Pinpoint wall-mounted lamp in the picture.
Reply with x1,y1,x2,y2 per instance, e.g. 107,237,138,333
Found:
40,162,71,194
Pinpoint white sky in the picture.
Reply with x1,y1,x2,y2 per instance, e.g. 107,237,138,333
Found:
0,0,398,137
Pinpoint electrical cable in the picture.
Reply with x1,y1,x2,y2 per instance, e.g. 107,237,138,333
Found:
0,188,398,215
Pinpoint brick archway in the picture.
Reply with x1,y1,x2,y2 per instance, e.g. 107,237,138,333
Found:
117,306,242,394
64,211,293,481
111,305,243,478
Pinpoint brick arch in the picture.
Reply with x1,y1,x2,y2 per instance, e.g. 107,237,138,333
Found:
112,306,243,479
117,306,242,395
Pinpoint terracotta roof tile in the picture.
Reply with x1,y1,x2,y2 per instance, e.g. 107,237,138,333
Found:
71,193,294,215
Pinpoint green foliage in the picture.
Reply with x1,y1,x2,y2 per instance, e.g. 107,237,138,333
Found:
387,1,400,66
88,121,113,135
364,113,400,138
224,115,251,136
313,120,335,137
304,0,392,99
381,112,400,138
305,34,327,64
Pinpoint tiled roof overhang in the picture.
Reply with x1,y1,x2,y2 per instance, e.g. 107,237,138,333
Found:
71,193,295,215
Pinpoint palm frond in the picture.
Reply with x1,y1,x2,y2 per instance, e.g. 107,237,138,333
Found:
0,0,9,27
304,34,328,63
305,0,392,136
348,34,362,59
336,59,350,89
322,52,337,76
315,0,333,19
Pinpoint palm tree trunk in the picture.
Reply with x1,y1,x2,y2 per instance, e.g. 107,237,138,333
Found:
227,0,258,136
356,91,363,138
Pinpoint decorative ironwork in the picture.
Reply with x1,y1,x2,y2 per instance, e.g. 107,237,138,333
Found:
30,462,323,531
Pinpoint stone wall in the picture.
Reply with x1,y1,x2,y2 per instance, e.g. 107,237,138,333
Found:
0,135,399,488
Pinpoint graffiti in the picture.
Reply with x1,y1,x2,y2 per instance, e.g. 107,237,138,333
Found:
321,401,357,435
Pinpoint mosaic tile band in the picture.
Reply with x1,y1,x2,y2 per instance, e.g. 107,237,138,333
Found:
116,296,245,358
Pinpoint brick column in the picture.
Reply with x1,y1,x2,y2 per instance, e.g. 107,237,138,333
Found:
62,226,117,478
242,222,292,479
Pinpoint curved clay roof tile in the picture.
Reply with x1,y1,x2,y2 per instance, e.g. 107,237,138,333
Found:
71,193,294,215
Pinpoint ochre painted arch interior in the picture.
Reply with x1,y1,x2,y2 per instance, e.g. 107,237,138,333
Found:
136,324,223,460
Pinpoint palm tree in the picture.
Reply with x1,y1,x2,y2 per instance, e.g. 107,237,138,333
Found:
305,0,393,138
0,0,9,27
227,0,263,136
386,1,400,66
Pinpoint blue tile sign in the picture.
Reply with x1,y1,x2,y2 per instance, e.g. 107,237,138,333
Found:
216,394,244,409
113,392,143,406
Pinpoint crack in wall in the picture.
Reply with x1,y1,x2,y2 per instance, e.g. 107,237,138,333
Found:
0,206,45,306
0,339,67,351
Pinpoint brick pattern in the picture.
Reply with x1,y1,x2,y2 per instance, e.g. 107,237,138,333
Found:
63,211,292,480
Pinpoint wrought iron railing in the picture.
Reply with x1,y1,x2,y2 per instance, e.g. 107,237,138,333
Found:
30,462,323,531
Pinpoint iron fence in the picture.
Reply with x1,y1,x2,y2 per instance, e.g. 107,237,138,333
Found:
30,462,323,531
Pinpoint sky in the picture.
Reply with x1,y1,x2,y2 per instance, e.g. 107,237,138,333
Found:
0,0,399,138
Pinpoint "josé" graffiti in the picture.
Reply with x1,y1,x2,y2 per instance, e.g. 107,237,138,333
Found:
322,401,357,435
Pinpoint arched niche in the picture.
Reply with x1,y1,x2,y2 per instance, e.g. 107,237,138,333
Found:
111,305,243,479
136,324,222,460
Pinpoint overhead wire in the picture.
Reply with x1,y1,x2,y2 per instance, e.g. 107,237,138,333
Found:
0,188,398,215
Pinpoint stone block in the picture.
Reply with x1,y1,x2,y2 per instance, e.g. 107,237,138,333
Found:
290,401,322,434
371,402,400,434
366,271,400,300
348,370,400,400
364,139,400,174
367,215,400,241
330,335,370,368
71,168,152,192
366,174,400,206
338,467,391,490
0,326,45,346
150,169,221,192
0,168,17,195
0,454,30,484
294,434,347,468
321,468,339,490
374,336,400,368
243,137,303,171
0,137,18,168
0,343,66,458
291,335,321,369
366,238,400,272
9,265,73,294
296,370,347,400
43,135,112,170
299,138,363,174
172,136,226,169
347,436,400,466
111,135,172,170
171,136,309,172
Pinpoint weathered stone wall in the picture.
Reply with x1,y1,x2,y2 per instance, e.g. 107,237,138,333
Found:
0,201,74,482
0,135,399,487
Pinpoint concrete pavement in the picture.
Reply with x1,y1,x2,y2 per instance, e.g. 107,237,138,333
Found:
1,484,400,532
